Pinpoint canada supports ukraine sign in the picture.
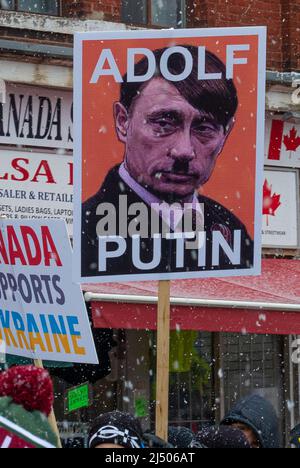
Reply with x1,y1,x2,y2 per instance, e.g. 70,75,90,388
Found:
0,219,98,364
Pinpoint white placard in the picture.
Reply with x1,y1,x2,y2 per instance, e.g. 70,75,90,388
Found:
262,169,299,248
0,219,98,364
74,26,266,284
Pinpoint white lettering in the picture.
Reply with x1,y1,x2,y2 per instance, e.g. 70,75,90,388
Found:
198,46,222,80
292,80,300,105
90,49,123,84
127,48,156,82
1,436,12,448
212,230,241,266
98,236,126,271
132,234,161,270
90,45,251,85
226,44,250,79
160,46,193,82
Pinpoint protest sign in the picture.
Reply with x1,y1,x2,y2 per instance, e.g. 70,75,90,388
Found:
73,26,267,442
0,219,98,364
65,382,91,414
0,417,55,449
74,27,266,284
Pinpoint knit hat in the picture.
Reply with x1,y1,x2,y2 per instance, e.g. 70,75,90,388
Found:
89,411,145,449
168,426,204,448
0,366,58,448
196,426,251,449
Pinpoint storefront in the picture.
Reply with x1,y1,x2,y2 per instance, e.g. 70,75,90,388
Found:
82,258,300,445
0,82,74,234
1,58,300,449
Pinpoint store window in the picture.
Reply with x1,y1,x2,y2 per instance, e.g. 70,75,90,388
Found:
222,333,284,413
0,0,60,15
147,331,288,443
121,0,186,28
46,328,297,447
150,331,214,432
222,333,286,443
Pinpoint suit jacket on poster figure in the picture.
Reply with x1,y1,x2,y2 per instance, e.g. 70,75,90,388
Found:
81,165,253,278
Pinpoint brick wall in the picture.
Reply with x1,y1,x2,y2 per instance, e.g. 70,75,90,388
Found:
61,0,299,72
281,0,300,70
63,0,121,21
187,0,284,70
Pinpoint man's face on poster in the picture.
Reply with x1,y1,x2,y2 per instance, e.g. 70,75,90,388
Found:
114,77,233,200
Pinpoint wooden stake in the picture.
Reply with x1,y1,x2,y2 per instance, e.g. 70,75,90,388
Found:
155,280,171,442
34,359,62,449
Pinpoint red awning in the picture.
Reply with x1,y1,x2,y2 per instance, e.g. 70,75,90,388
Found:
84,259,300,335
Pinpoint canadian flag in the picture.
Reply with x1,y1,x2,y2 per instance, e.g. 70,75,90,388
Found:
0,427,36,449
267,120,300,162
263,179,281,226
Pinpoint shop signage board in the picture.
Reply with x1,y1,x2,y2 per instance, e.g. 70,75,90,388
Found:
262,168,299,248
0,219,98,364
0,149,73,236
0,84,73,150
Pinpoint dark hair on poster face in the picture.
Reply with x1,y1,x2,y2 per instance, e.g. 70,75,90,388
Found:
120,45,239,130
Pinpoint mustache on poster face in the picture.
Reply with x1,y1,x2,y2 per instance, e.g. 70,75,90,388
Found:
172,159,190,175
151,160,200,179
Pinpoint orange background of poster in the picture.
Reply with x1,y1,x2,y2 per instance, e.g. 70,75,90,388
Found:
81,35,259,238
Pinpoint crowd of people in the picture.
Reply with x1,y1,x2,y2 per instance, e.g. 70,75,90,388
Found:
87,395,284,449
0,365,299,449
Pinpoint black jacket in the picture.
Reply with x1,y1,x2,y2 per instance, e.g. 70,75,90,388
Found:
221,394,281,449
81,165,254,278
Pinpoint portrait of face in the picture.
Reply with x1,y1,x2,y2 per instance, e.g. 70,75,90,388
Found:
114,77,233,200
79,33,262,281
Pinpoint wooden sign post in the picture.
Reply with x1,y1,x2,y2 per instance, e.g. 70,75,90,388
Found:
34,359,62,449
155,280,171,442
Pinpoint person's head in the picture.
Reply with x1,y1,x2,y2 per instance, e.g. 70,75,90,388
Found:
196,426,251,449
114,46,238,201
88,411,145,449
221,394,281,449
168,426,203,448
230,422,261,449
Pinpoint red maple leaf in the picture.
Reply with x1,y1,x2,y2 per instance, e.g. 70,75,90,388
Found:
263,180,281,226
283,127,300,158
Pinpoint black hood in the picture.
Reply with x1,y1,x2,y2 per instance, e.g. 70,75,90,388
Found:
221,394,280,448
